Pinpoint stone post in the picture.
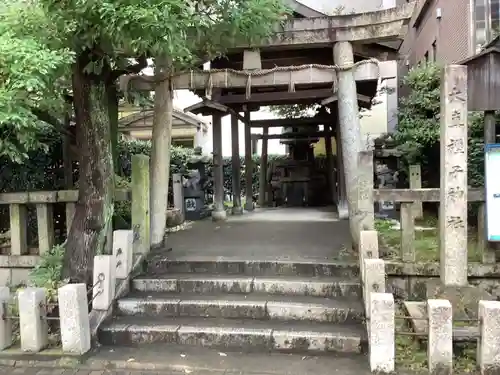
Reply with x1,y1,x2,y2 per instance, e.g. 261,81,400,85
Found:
65,202,75,237
172,173,184,221
36,203,54,256
259,127,269,207
0,287,12,350
113,230,133,280
369,292,395,373
363,258,385,320
439,65,468,286
478,300,500,373
335,110,348,219
483,110,497,264
10,203,28,255
18,288,48,352
333,42,362,244
251,134,259,155
400,202,416,262
359,230,379,283
244,110,254,211
131,154,150,254
409,165,423,219
58,284,91,354
212,113,227,221
427,299,453,374
324,127,336,205
92,255,116,311
357,151,375,234
231,114,243,214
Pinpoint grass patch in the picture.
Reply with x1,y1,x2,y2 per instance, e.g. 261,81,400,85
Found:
375,218,482,262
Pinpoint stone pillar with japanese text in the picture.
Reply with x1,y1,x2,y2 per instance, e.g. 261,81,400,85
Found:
439,65,468,287
333,42,362,240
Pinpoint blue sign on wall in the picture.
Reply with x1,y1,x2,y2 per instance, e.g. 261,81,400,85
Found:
485,144,500,241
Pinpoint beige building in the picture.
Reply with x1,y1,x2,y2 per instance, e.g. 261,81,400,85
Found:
118,105,209,148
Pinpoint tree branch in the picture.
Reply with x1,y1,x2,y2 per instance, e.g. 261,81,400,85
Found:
110,55,148,81
31,108,72,137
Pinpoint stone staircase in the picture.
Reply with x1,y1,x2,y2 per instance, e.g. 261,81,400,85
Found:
98,256,366,355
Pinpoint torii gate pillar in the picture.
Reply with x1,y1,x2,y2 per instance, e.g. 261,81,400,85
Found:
333,41,362,248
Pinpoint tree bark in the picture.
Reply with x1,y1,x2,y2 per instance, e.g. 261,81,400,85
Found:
107,83,119,175
62,53,115,284
150,57,173,248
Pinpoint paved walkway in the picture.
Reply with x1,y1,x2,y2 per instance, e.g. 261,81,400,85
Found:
162,207,354,262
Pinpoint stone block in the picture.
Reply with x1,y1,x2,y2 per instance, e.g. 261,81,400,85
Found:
131,154,150,255
272,329,361,353
92,255,116,310
58,283,91,354
369,292,395,373
0,287,12,350
177,325,273,351
178,298,266,319
178,276,253,294
357,151,375,232
117,297,180,317
132,278,178,293
478,300,500,374
427,299,452,374
363,258,385,319
266,300,362,323
18,288,48,352
113,230,133,280
166,208,184,228
426,280,493,320
359,230,379,283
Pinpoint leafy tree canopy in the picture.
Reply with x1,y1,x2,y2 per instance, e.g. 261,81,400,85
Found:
0,1,73,162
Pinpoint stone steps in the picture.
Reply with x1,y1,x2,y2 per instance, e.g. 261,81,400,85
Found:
132,273,361,298
116,292,364,323
99,255,365,356
146,256,359,278
98,316,366,354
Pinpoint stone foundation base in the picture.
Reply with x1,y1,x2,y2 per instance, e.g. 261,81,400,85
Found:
231,206,243,215
212,210,227,221
426,280,493,319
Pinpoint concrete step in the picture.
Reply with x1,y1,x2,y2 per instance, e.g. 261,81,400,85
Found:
116,292,364,323
146,256,359,278
132,274,361,298
98,316,366,354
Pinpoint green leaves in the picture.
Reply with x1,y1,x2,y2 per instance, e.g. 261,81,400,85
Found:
0,3,73,162
394,62,489,187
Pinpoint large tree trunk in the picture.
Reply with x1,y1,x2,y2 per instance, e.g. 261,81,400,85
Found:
63,54,115,284
150,57,173,248
107,83,119,174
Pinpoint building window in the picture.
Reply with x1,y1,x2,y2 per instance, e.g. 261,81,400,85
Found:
474,0,500,51
432,40,437,61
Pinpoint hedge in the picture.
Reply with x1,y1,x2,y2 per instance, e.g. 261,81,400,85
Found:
0,131,288,237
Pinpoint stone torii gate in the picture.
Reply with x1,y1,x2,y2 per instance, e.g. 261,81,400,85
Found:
121,1,415,247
